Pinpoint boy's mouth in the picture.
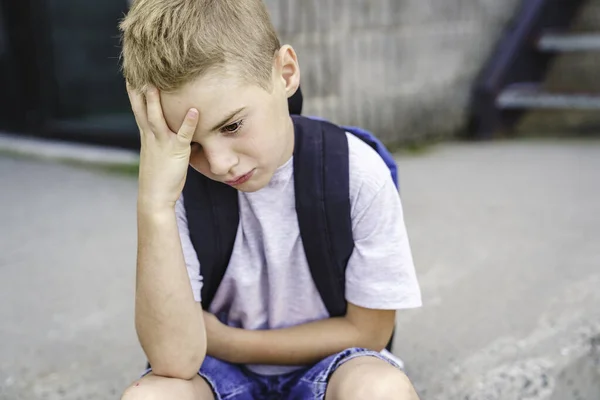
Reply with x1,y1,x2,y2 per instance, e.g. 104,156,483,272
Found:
225,169,255,186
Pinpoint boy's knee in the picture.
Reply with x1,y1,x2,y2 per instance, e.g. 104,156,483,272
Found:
368,370,419,400
328,358,420,400
121,374,213,400
121,383,157,400
348,371,418,400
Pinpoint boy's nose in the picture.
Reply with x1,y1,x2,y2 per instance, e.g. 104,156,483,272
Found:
206,150,238,177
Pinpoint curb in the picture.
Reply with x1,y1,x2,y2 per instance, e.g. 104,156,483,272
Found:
0,133,139,167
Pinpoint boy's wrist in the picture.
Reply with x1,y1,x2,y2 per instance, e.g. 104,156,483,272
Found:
222,326,241,363
137,196,176,216
208,323,242,364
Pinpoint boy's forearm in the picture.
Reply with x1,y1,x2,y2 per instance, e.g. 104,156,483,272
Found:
216,316,386,366
135,204,206,379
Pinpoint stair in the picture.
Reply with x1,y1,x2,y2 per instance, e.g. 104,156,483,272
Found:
497,84,600,109
470,0,600,138
536,32,600,52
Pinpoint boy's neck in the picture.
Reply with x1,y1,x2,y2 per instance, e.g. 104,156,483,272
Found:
278,115,295,168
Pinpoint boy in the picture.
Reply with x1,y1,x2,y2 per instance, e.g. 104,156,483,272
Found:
119,0,422,399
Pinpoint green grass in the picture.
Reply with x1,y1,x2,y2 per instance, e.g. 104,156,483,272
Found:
62,158,140,177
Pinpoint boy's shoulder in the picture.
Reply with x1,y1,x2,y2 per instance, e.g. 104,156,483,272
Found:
345,131,396,211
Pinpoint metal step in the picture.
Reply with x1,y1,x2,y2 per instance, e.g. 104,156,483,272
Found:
537,32,600,52
497,85,600,110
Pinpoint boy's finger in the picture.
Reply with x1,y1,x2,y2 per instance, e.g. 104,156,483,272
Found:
177,108,199,143
125,82,150,134
145,87,170,141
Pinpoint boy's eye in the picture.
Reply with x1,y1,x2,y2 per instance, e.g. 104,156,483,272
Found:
221,120,244,135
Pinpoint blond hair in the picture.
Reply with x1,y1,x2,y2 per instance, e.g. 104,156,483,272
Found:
119,0,281,92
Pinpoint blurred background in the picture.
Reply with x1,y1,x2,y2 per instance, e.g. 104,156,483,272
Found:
0,0,599,399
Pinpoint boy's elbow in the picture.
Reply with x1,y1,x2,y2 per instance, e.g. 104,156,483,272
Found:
149,340,207,380
359,328,393,352
374,330,394,351
151,351,205,380
353,321,394,351
345,304,396,351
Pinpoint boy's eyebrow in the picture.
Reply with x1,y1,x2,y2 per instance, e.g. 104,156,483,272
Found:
209,107,246,132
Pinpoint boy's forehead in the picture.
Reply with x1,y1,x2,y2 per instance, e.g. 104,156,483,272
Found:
160,76,257,131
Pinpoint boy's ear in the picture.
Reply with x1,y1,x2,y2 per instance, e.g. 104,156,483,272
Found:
275,45,300,99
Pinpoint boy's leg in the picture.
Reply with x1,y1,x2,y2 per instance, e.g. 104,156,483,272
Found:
122,356,257,400
288,348,420,400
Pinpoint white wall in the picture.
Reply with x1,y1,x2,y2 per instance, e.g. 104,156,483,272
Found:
266,0,521,143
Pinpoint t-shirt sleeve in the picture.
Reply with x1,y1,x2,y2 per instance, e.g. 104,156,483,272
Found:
175,194,203,303
345,140,422,310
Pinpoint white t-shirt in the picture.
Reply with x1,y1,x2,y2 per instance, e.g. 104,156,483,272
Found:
176,133,422,375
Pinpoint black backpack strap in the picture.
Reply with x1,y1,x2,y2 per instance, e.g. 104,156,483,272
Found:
182,166,239,309
292,116,354,318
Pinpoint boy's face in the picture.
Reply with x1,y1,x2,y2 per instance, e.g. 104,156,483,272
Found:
161,46,300,193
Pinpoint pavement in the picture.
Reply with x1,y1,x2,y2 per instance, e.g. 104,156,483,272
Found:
0,134,599,399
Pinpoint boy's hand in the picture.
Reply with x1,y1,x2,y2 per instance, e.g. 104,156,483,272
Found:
127,83,199,209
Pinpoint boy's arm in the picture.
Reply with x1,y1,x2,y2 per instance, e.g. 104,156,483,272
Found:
136,207,206,378
129,85,206,379
206,303,396,365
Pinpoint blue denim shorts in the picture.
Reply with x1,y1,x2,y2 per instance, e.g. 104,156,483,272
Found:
142,347,401,399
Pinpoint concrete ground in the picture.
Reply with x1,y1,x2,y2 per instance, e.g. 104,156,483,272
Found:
0,137,599,399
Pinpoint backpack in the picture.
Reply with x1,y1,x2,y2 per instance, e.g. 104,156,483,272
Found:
182,115,399,350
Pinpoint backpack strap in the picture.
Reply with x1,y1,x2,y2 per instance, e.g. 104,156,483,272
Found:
295,117,396,350
305,117,399,191
182,166,239,309
292,116,354,317
342,125,399,190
